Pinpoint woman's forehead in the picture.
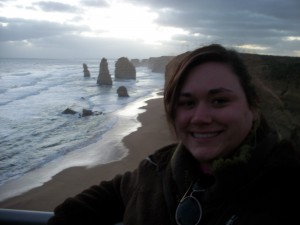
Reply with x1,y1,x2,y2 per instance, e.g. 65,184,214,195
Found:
180,62,243,93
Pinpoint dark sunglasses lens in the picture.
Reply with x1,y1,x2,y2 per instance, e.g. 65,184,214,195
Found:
176,196,202,225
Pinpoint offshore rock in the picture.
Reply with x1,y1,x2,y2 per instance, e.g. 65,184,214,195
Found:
97,58,112,85
130,59,140,67
62,108,102,117
117,86,129,97
82,108,93,117
80,109,102,117
131,58,149,67
83,63,91,77
62,108,77,115
115,57,136,79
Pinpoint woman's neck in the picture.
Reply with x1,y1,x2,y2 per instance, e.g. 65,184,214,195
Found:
199,162,213,175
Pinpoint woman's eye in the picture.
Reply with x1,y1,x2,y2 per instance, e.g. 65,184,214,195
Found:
211,98,229,106
177,100,195,108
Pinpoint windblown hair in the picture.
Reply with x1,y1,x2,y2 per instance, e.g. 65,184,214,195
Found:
164,44,259,129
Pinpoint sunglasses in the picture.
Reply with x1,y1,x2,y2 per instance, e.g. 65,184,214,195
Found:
175,182,205,225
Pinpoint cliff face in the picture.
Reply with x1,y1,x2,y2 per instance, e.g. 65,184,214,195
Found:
115,57,136,79
148,56,174,73
97,57,112,85
241,53,300,145
164,52,189,87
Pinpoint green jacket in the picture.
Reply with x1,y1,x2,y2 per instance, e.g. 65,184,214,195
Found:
48,123,300,225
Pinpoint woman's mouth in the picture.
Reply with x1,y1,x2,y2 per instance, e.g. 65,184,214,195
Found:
191,131,222,138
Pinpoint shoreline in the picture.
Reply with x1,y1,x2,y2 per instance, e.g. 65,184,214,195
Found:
0,95,176,211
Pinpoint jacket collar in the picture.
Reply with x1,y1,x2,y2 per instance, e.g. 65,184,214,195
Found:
169,118,280,199
170,143,201,194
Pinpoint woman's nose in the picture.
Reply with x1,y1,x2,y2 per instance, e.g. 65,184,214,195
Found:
190,103,212,124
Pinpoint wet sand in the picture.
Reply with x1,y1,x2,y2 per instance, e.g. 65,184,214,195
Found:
0,96,176,211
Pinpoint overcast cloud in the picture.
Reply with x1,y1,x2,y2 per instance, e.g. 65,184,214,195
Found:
0,0,299,58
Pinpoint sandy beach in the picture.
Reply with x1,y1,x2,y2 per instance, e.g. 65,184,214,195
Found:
0,96,176,211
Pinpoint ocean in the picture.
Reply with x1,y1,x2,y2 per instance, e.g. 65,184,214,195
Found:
0,58,164,200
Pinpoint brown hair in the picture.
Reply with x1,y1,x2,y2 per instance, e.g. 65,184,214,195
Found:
164,44,259,129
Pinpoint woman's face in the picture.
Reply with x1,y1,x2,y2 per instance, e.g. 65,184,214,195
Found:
174,62,255,163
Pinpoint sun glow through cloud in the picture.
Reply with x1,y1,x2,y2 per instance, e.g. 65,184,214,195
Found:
79,2,187,45
234,44,269,51
0,0,187,46
285,36,300,41
0,0,299,58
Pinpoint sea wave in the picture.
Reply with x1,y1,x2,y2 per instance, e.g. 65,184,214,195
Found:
0,58,164,187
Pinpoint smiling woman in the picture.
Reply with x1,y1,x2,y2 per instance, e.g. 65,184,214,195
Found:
44,44,300,225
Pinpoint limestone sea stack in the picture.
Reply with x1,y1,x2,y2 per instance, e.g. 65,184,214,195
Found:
117,86,129,97
115,57,136,79
83,63,91,77
97,58,113,85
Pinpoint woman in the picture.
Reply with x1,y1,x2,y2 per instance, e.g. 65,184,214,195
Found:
48,44,300,225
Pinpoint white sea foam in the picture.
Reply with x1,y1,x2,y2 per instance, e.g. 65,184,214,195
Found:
0,58,164,194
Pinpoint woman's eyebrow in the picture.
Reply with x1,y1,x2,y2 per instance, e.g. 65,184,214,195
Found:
179,92,192,97
209,87,233,94
179,88,233,97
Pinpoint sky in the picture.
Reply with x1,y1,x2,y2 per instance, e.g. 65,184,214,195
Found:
0,0,299,59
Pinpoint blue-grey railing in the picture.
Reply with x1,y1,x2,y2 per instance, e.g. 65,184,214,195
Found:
0,208,53,225
0,208,124,225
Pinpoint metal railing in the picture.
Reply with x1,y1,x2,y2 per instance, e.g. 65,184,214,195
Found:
0,208,124,225
0,208,53,225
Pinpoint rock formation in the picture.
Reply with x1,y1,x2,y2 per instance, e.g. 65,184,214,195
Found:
97,58,112,85
82,108,93,117
165,52,189,88
80,109,102,117
115,57,136,79
62,108,77,115
131,58,149,67
117,86,129,97
148,56,173,73
130,59,140,67
83,63,91,77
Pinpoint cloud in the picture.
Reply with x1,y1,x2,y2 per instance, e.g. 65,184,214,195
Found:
33,1,80,13
0,17,89,41
129,0,300,55
0,33,171,59
0,0,299,58
80,0,109,7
